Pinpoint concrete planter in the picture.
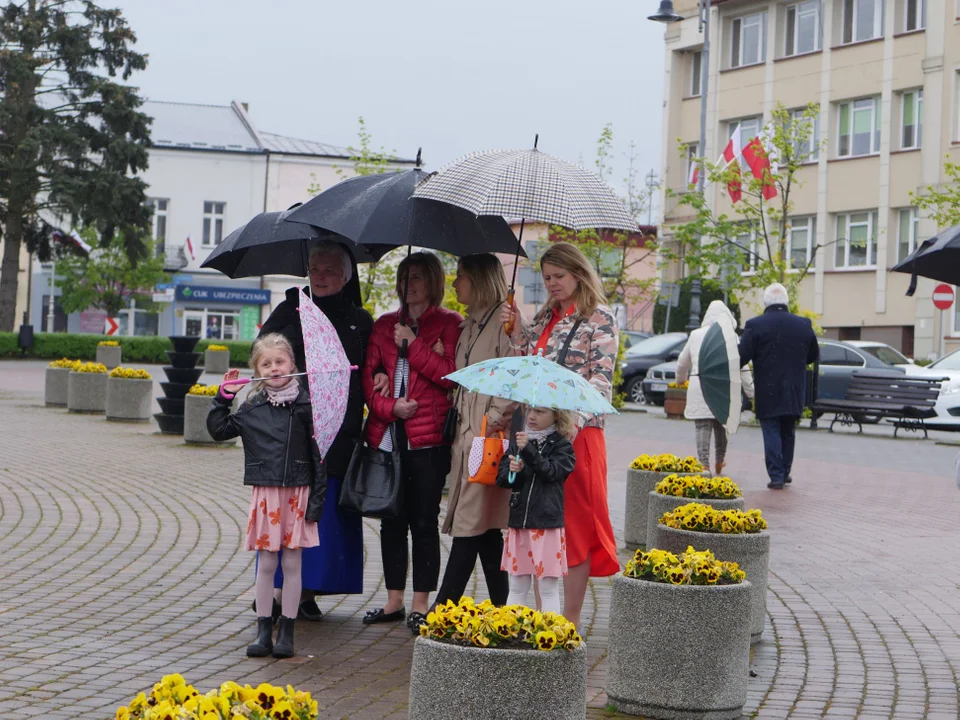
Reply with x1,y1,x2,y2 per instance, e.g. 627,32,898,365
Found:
664,387,687,419
96,345,122,369
607,575,751,719
409,637,586,720
67,371,108,414
204,349,231,374
183,393,236,445
654,525,770,643
647,492,744,551
105,377,154,422
624,470,700,550
45,367,71,407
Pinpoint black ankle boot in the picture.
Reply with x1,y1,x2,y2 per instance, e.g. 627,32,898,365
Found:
273,616,295,658
247,617,273,657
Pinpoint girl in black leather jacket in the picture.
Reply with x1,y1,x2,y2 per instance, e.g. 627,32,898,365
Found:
208,333,324,660
496,406,576,614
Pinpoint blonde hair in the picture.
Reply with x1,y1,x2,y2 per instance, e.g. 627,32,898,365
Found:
540,243,607,317
396,251,445,307
248,333,297,397
458,254,507,313
530,406,577,440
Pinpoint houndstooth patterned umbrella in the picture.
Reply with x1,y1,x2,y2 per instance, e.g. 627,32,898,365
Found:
412,148,638,231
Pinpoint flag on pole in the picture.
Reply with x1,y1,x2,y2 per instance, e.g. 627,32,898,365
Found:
721,126,743,204
688,160,699,187
52,229,92,254
185,235,196,261
741,126,778,200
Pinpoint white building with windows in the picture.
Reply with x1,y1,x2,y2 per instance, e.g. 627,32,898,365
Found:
658,0,955,359
30,100,415,340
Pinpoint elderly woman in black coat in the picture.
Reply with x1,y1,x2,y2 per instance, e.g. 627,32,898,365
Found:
257,241,373,620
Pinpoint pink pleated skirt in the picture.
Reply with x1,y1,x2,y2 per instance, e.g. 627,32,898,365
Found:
244,485,319,552
501,528,568,578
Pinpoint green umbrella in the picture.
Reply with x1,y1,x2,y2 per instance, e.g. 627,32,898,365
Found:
697,312,742,434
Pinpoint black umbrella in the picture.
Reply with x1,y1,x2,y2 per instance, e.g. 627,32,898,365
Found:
892,224,960,295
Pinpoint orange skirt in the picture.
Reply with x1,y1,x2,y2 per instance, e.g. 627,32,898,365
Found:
564,427,620,576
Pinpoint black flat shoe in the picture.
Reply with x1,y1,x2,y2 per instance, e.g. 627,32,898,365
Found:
251,599,281,623
406,611,428,634
767,481,785,490
784,475,793,484
362,607,406,625
298,599,323,622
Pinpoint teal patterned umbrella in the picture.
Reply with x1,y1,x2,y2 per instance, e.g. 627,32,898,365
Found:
444,350,617,415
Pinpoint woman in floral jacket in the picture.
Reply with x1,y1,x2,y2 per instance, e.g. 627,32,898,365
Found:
501,242,620,628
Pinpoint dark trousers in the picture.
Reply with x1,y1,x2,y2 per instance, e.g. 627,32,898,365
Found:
434,529,509,607
379,425,450,593
759,416,797,485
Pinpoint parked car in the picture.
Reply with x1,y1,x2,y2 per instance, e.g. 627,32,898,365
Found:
618,332,689,404
623,330,652,350
903,349,960,428
641,360,753,409
845,340,914,369
815,339,905,401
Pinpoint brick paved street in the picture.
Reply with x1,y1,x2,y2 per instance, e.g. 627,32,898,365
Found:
1,359,960,719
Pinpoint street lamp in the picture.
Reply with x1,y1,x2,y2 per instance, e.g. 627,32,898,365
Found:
650,0,710,332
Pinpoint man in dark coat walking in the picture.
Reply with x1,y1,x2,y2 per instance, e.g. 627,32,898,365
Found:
738,283,819,489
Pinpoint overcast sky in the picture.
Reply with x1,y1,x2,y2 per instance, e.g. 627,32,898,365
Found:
117,0,666,204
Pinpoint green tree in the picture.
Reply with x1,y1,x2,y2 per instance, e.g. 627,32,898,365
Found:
661,102,824,312
0,0,152,331
911,158,960,228
652,278,740,333
56,228,166,318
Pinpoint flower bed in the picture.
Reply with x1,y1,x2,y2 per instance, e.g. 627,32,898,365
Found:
623,455,703,550
655,503,771,643
607,548,752,719
409,599,586,719
204,345,231,374
68,363,109,414
96,341,121,369
45,358,80,407
115,673,318,719
646,480,745,551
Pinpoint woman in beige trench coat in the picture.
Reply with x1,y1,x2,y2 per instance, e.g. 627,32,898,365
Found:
433,253,515,607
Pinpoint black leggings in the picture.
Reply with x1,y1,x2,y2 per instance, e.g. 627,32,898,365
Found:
434,529,509,606
379,440,450,593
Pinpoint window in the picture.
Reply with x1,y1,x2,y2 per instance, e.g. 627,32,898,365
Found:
728,116,763,143
905,0,925,30
734,226,760,272
148,198,168,257
785,0,820,56
789,216,816,269
835,211,879,268
202,201,225,246
820,342,866,366
838,97,881,157
898,207,919,261
843,0,883,43
901,89,923,149
731,12,766,68
789,108,820,161
690,51,702,96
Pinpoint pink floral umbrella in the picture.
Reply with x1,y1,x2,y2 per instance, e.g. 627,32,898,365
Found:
297,288,355,459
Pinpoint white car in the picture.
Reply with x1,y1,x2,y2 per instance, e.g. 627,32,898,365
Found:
903,349,960,428
845,341,915,370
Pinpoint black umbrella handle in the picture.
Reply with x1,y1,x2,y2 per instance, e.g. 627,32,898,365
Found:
400,339,408,359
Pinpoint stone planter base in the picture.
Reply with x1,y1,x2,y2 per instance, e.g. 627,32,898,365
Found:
45,367,71,407
204,349,231,374
646,492,744,551
183,393,236,445
664,388,687,419
96,345,122,369
607,575,751,719
624,470,700,550
105,378,154,422
654,525,770,643
409,637,586,720
67,372,108,414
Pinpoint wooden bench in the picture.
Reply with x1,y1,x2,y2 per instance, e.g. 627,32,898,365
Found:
811,371,946,438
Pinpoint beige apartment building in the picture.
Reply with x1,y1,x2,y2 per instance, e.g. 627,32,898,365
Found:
658,0,960,358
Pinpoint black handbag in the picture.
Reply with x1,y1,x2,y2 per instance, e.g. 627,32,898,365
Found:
339,423,404,519
304,460,327,523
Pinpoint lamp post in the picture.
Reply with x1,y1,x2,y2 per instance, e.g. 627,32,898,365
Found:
650,0,710,331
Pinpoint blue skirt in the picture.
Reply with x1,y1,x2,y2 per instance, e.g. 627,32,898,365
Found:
263,474,364,594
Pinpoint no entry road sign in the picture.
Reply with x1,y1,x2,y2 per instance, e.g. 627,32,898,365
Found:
933,284,954,310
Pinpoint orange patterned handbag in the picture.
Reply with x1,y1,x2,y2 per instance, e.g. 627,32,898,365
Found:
467,415,509,486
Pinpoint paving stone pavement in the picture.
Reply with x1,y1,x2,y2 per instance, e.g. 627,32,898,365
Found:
1,360,960,719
